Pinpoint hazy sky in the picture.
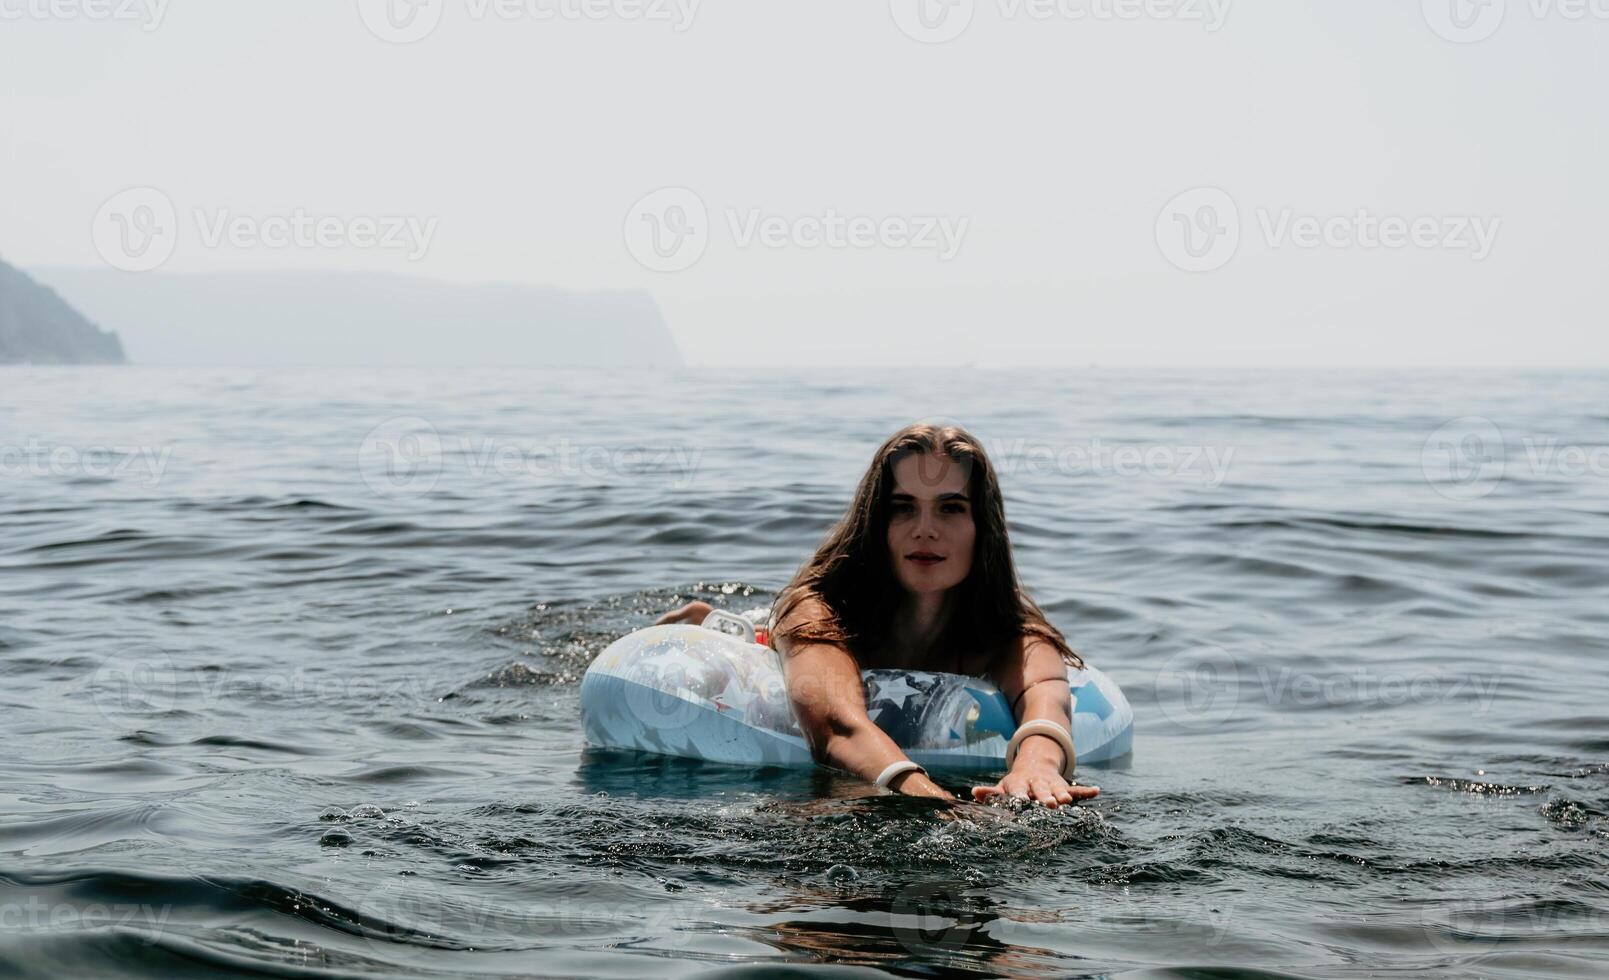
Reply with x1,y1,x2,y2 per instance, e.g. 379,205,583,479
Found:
2,1,1605,367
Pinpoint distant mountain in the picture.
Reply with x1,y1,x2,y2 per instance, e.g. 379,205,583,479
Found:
28,269,683,368
0,260,127,365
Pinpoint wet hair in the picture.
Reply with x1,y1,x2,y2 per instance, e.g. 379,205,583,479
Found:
769,422,1083,675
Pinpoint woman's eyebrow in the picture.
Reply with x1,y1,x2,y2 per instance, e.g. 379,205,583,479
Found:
890,491,971,502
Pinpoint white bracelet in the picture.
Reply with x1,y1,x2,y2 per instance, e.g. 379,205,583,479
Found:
874,760,927,788
1005,720,1077,780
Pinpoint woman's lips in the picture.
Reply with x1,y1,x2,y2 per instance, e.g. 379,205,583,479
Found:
906,553,945,566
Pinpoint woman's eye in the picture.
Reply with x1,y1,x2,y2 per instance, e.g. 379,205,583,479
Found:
943,503,967,514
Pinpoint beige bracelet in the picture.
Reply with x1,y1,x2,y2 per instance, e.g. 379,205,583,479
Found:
874,760,927,788
1005,720,1077,780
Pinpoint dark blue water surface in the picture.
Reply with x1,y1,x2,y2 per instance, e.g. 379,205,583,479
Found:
1,367,1606,978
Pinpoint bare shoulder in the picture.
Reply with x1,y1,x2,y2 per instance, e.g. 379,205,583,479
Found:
1007,632,1063,665
773,593,837,656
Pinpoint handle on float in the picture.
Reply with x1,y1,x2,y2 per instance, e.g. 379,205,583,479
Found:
699,609,757,644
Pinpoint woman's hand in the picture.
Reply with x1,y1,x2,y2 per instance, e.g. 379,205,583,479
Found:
971,760,1099,809
655,600,713,626
888,767,958,801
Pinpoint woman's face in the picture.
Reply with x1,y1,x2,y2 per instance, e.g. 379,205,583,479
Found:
886,451,976,596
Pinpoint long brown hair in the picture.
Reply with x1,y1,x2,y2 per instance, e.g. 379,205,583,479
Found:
769,422,1083,674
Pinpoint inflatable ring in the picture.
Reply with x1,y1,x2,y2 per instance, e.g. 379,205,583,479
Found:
580,615,1133,772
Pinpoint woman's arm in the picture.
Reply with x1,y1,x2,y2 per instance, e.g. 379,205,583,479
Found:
974,636,1101,808
776,602,953,800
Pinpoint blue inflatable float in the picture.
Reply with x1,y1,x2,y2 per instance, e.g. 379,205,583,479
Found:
580,611,1133,772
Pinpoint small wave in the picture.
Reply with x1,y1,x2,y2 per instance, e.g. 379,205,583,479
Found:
188,735,312,755
1405,776,1551,796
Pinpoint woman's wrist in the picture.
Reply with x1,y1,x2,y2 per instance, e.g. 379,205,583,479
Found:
1011,733,1069,773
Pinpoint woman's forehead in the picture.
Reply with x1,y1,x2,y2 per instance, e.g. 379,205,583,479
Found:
890,451,971,495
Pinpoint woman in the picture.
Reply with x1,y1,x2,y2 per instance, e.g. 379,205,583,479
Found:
657,423,1100,809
